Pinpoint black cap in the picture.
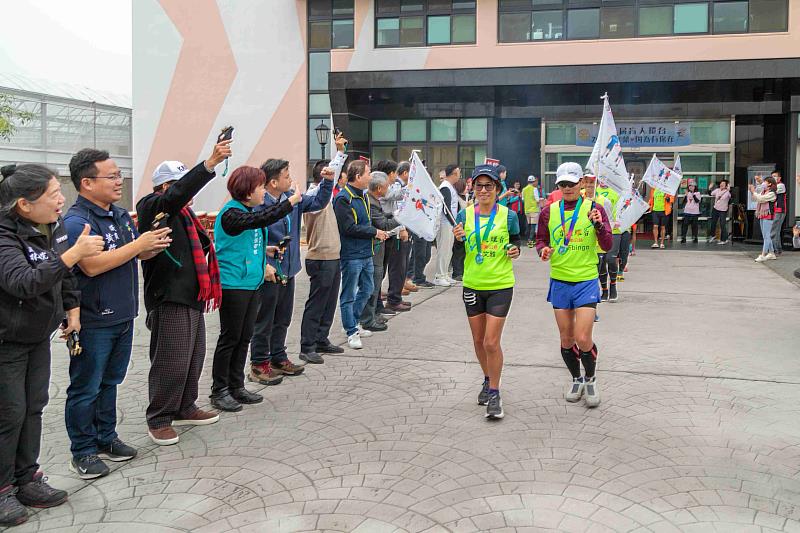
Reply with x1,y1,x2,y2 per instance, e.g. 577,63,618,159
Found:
471,164,501,182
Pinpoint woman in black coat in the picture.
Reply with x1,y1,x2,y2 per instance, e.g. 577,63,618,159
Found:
0,164,104,527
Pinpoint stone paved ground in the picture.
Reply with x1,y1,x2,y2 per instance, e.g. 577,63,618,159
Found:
6,246,800,533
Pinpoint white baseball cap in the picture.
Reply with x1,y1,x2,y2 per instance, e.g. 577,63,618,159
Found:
152,161,189,187
555,162,583,185
527,175,536,183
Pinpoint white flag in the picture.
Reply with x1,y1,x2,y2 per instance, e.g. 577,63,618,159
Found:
586,96,630,194
672,154,682,175
614,189,650,233
393,152,443,241
642,153,682,196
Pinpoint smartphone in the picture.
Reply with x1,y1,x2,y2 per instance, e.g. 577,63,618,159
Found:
151,212,170,230
218,126,234,143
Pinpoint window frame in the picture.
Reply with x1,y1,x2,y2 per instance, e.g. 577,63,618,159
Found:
375,0,477,48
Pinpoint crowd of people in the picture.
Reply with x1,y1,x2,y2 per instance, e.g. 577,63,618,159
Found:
0,124,797,526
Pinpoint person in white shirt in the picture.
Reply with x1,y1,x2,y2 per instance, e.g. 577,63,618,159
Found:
433,164,461,286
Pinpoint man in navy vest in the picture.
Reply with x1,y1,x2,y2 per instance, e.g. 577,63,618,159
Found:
248,158,334,384
333,160,389,349
64,149,172,479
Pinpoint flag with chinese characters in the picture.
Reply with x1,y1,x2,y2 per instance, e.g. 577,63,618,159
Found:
643,153,682,195
586,96,631,194
393,152,443,241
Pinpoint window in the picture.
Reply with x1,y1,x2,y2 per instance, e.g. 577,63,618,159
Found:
332,19,355,47
500,12,532,42
308,52,330,91
749,0,788,32
461,118,488,141
401,119,427,142
567,8,599,39
639,6,672,36
376,0,477,47
601,7,634,39
372,120,398,142
714,2,748,33
431,119,458,141
674,3,709,34
531,10,563,40
309,94,331,115
309,21,332,49
498,0,784,42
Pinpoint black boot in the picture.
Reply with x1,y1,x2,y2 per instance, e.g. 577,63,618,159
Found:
0,485,27,527
230,388,263,404
210,391,243,412
15,473,67,509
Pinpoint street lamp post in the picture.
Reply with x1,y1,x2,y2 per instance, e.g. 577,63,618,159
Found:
314,121,330,160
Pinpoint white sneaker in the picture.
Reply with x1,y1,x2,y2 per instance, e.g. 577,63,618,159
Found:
347,333,362,349
708,237,716,243
765,252,777,260
446,276,460,285
717,240,729,245
565,378,585,403
755,254,766,262
584,378,601,408
432,278,452,287
356,325,373,337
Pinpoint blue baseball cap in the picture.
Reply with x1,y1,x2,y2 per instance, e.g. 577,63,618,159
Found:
471,164,501,182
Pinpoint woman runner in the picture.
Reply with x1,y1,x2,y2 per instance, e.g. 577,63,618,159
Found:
536,163,612,408
453,164,521,419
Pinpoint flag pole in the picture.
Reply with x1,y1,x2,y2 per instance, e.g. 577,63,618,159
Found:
592,92,608,210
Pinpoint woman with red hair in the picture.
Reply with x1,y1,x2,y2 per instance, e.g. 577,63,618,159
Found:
210,166,301,412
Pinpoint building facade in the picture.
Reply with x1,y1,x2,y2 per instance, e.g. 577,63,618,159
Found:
133,0,798,239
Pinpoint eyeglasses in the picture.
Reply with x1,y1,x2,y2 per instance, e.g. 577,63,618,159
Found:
473,182,495,191
92,173,124,181
557,181,580,189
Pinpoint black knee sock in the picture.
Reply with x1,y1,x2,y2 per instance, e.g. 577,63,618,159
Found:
561,346,581,379
599,273,608,289
580,344,598,379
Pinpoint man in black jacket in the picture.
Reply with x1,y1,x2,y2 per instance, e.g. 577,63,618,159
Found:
135,140,231,446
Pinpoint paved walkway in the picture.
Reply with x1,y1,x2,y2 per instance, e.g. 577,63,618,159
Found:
7,247,800,533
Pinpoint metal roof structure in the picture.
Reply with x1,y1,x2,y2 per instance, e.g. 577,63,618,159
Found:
0,72,131,109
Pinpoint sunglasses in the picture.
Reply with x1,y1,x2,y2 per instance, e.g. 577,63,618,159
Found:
557,181,580,189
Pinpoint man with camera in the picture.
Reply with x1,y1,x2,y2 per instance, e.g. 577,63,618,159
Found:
63,149,172,478
135,139,232,446
249,157,335,383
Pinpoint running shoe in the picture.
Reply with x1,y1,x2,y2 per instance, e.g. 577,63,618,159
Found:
477,380,490,405
601,289,609,302
527,240,534,248
755,254,766,262
485,393,504,419
617,274,625,282
708,236,716,243
432,278,452,287
347,333,362,349
651,243,659,249
416,281,435,289
584,378,601,408
659,243,665,249
356,325,374,337
765,252,777,260
565,377,585,402
609,285,618,302
717,240,729,245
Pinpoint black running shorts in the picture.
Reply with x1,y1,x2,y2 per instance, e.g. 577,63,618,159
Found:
463,287,513,318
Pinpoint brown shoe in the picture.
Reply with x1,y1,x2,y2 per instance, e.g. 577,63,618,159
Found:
248,362,284,385
404,280,418,292
272,359,305,376
385,302,411,313
149,426,179,446
173,409,219,427
398,301,412,308
401,289,410,296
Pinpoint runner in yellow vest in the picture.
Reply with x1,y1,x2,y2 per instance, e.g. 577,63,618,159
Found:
453,164,521,420
595,179,621,299
535,162,612,408
521,175,542,248
649,188,672,249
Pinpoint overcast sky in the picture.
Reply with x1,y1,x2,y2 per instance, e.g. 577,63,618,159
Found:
0,0,132,97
